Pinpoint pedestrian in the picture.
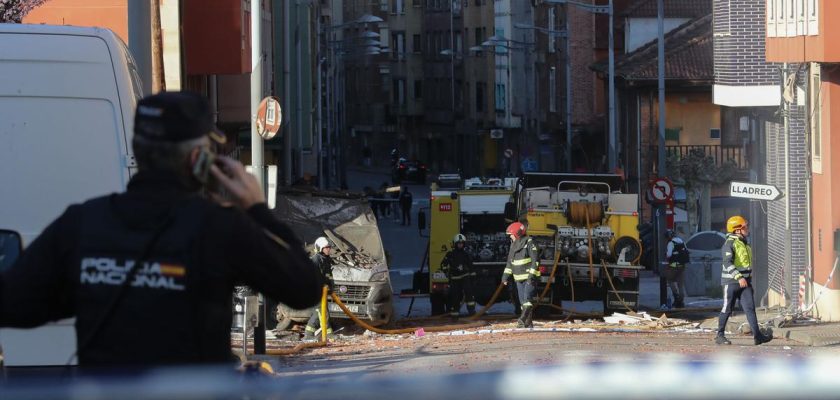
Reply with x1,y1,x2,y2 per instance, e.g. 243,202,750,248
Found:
441,234,477,318
304,237,335,340
715,216,773,346
379,182,390,218
665,229,689,308
399,186,413,226
389,185,400,221
0,92,322,368
502,222,540,328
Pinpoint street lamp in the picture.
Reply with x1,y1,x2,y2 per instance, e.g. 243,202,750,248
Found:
543,0,615,171
319,13,385,189
513,22,572,171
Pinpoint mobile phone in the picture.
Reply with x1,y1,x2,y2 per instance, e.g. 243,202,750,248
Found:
192,148,215,186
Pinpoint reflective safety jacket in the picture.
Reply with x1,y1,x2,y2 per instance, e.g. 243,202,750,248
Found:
721,233,752,285
441,248,475,281
502,236,540,282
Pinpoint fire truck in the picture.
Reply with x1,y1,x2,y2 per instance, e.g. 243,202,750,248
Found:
506,173,644,314
425,176,517,315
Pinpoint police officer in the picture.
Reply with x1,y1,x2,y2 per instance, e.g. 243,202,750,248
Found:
0,92,322,367
304,237,335,340
715,216,772,345
441,234,477,318
665,229,689,308
502,222,540,328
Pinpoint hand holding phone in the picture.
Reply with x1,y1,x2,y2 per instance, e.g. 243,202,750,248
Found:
209,156,265,209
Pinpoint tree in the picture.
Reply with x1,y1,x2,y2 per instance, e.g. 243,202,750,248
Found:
1,0,46,23
666,148,737,233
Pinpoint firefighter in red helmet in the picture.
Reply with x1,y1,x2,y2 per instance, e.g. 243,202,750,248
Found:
502,222,540,328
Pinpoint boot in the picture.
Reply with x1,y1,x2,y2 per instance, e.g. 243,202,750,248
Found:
522,307,534,328
516,312,526,328
467,305,476,316
714,335,731,345
302,331,316,341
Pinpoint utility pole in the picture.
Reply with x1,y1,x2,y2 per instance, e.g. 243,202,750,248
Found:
607,0,616,171
250,0,265,355
128,0,152,95
656,0,668,309
565,5,572,171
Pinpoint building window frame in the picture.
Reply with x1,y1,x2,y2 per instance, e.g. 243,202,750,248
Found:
810,63,822,174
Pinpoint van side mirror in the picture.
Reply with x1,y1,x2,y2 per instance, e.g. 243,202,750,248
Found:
504,202,516,222
418,210,427,231
0,230,23,272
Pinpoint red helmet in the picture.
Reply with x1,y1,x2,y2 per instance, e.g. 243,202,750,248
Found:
506,222,526,239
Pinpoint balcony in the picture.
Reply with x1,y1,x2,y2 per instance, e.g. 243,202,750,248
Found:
649,145,750,172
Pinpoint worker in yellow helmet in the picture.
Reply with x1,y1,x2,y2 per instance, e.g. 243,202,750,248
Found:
715,216,772,346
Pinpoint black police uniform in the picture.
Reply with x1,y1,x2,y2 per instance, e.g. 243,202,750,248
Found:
441,247,476,317
0,92,322,367
305,252,334,336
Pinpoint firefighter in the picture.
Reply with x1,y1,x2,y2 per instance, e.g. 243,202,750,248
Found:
304,237,335,340
665,229,689,308
715,216,773,345
502,222,540,328
441,234,477,318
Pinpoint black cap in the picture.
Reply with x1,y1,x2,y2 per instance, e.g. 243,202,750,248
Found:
134,91,226,144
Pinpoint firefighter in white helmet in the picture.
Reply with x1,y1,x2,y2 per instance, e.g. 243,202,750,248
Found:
303,237,335,340
441,233,477,318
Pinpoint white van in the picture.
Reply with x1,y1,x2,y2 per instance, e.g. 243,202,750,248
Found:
0,24,142,366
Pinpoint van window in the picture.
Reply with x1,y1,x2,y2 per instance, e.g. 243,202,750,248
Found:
0,230,22,272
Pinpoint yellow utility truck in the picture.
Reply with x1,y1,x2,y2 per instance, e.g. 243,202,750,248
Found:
506,173,643,314
426,177,517,315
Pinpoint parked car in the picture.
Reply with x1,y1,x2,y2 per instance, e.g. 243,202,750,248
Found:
393,158,427,183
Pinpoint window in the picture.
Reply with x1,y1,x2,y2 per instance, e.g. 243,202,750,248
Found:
549,67,556,112
455,32,462,53
807,0,819,35
796,0,805,36
414,80,422,99
392,0,404,14
476,82,485,112
767,0,777,37
786,0,796,37
811,63,822,173
394,79,406,105
710,129,721,139
474,27,483,47
392,31,406,60
495,83,506,111
381,0,389,12
548,8,556,53
413,34,422,53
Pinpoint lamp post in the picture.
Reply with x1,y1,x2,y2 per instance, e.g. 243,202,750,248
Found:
320,14,384,189
543,0,614,171
514,22,570,171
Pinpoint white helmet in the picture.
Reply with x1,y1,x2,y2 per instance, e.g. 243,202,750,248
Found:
453,234,466,244
314,237,331,252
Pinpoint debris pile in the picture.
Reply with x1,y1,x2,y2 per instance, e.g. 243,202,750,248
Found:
334,249,378,268
602,312,694,329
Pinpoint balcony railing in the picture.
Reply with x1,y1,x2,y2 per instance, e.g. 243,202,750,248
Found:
648,145,749,171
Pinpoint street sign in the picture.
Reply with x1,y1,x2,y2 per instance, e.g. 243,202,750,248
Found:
256,96,282,140
504,148,513,159
649,177,673,203
730,181,784,201
491,129,504,139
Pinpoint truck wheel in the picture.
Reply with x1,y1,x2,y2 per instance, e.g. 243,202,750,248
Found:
431,293,446,316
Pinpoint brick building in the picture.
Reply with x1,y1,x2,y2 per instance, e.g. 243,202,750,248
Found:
765,0,840,320
713,0,808,309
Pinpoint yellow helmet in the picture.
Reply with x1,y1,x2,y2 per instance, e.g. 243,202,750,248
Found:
726,216,747,233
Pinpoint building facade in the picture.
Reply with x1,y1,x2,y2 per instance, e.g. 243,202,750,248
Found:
765,0,840,320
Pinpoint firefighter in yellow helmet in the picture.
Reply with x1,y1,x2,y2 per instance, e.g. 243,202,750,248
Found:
715,216,772,345
502,222,540,328
441,233,477,318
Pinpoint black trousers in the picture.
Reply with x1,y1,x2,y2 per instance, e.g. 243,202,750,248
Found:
448,277,476,316
717,279,761,339
401,206,411,225
515,280,536,310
